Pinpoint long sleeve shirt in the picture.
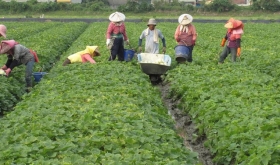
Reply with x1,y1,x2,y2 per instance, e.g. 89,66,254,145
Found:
174,24,197,46
106,22,128,41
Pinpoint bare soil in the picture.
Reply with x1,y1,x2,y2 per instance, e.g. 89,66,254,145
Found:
159,81,214,165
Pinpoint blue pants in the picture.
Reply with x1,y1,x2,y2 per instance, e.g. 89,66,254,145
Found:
25,57,35,87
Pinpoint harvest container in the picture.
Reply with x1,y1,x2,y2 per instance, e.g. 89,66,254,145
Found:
33,72,47,82
174,45,189,63
124,49,135,61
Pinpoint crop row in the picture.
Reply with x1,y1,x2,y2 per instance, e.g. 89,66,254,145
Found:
166,23,280,164
0,23,198,164
1,21,279,164
0,22,88,114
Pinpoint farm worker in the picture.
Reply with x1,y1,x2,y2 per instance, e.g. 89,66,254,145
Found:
138,18,166,54
0,40,36,92
174,14,197,62
62,46,100,66
0,24,7,38
106,11,129,61
219,18,244,63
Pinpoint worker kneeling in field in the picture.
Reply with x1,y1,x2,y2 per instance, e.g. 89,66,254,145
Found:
0,40,37,92
219,18,244,63
63,46,100,66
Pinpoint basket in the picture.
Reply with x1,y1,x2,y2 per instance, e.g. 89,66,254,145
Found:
33,72,47,82
174,45,189,62
124,49,135,61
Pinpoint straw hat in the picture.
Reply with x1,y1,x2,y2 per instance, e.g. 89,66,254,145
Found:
147,18,157,26
0,24,7,38
178,14,193,25
109,12,125,22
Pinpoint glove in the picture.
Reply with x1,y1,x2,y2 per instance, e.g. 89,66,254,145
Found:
237,47,241,57
125,40,129,45
1,65,7,70
138,46,142,53
106,39,111,46
162,47,166,54
4,68,11,76
220,38,226,47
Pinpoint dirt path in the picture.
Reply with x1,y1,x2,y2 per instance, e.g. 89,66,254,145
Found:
159,82,214,165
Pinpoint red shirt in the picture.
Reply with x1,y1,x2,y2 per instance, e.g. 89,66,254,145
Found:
106,22,128,41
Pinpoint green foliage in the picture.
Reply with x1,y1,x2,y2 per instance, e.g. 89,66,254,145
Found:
0,22,199,164
9,0,30,13
202,0,236,12
0,22,87,114
117,0,154,13
166,22,280,164
152,0,195,11
251,0,280,11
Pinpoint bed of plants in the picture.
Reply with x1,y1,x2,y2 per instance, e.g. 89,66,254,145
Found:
166,23,280,164
0,21,279,164
0,23,198,164
0,22,88,114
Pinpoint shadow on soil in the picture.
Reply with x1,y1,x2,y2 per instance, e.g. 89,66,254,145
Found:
158,81,214,165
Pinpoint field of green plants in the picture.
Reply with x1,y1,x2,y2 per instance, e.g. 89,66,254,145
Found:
0,21,279,164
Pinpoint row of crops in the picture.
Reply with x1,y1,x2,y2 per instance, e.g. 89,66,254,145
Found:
0,21,279,164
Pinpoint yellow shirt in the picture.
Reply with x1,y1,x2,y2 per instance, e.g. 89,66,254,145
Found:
68,46,98,63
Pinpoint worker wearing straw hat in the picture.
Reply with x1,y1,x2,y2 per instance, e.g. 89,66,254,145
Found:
219,18,244,63
138,18,166,54
106,12,129,61
0,24,7,39
0,40,35,92
174,14,197,62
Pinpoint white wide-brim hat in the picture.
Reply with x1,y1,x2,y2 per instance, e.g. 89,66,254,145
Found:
109,12,125,22
178,14,193,25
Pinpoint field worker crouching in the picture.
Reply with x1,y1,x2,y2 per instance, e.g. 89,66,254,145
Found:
0,24,7,38
138,18,166,54
106,12,129,61
0,40,37,92
63,46,100,66
219,18,244,63
174,14,197,62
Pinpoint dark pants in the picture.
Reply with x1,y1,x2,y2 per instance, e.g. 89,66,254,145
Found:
219,46,237,63
186,46,194,62
109,38,124,61
63,58,71,66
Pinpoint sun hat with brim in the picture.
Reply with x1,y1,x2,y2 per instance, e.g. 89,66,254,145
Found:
178,14,193,25
224,18,243,29
0,40,18,54
0,24,7,38
109,12,125,22
147,18,157,26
